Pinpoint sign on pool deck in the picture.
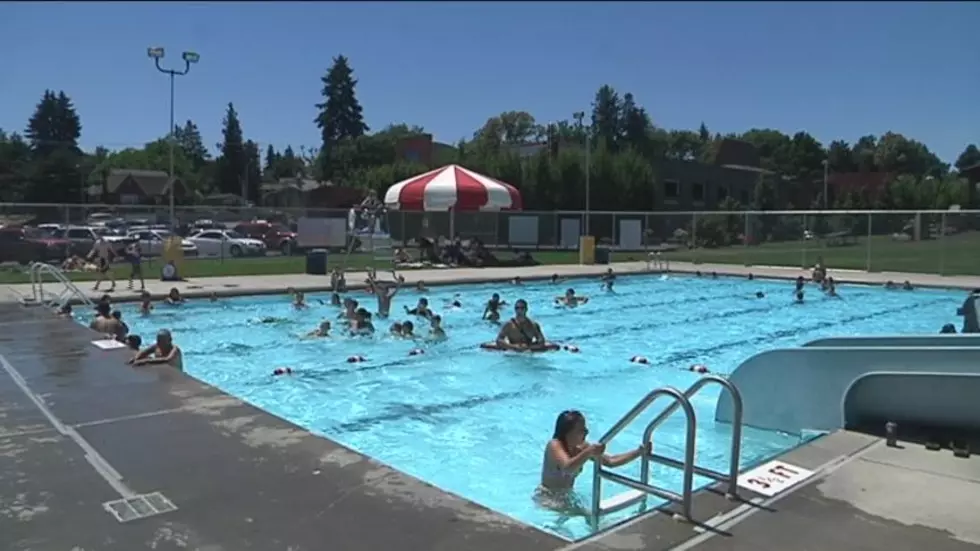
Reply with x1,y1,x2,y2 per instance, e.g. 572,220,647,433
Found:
737,460,815,497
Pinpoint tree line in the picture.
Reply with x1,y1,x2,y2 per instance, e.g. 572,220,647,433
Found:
1,54,978,211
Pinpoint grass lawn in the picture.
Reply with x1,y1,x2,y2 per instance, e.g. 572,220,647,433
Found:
661,231,980,276
0,251,589,285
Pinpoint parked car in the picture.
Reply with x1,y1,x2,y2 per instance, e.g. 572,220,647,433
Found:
187,229,266,257
234,221,298,255
53,226,132,258
125,229,199,257
0,226,72,264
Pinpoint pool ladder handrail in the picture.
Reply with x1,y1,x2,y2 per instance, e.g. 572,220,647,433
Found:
646,251,670,272
588,375,744,528
28,262,93,309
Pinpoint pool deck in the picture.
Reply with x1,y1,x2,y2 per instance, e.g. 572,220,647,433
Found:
5,260,980,305
3,263,980,550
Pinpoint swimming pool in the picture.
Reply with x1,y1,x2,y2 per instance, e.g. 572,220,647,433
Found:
94,274,964,539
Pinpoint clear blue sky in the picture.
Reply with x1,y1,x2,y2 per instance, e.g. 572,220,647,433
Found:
1,1,977,163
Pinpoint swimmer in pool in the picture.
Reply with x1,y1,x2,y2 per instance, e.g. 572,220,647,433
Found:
405,297,433,318
483,293,505,322
401,320,415,338
512,276,523,286
330,292,342,306
338,298,358,323
351,308,375,335
429,315,446,339
496,299,547,351
293,290,308,309
601,268,616,291
556,288,589,307
550,274,562,284
166,287,184,305
447,294,462,309
209,292,218,302
826,277,839,297
139,291,153,315
884,280,897,290
536,410,650,510
390,322,403,335
794,290,805,304
902,280,914,291
368,269,402,317
416,280,429,292
306,320,331,338
794,276,805,294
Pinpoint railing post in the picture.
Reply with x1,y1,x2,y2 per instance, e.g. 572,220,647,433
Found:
743,212,750,266
865,213,872,272
939,211,947,276
801,213,807,269
691,213,698,265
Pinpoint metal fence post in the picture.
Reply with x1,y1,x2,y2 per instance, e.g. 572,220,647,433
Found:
801,213,807,269
865,213,872,272
939,211,947,276
691,212,698,265
743,212,750,266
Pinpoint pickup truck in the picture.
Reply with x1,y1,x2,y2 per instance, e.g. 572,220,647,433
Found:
0,226,72,264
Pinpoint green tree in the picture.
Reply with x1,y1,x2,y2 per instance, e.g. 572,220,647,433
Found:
591,85,621,149
955,144,980,172
263,144,279,179
825,140,855,173
314,54,368,179
24,90,84,202
243,139,262,203
216,102,247,196
174,120,210,171
619,93,652,153
851,135,877,172
0,130,32,201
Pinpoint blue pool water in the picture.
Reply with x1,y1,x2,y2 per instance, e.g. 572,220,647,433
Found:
91,274,964,539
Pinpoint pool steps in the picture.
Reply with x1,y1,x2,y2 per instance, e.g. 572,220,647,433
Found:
591,375,744,527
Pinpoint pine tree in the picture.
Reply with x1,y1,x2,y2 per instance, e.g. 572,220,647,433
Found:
217,102,247,196
264,144,279,179
24,90,83,202
174,120,210,170
590,85,621,150
313,55,368,178
244,140,262,203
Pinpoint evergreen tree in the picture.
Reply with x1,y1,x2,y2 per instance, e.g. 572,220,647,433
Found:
217,102,247,196
314,55,368,177
264,144,279,179
24,90,83,202
244,139,262,203
590,85,621,149
174,120,210,171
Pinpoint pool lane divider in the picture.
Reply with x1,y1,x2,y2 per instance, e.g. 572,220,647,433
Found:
618,297,950,373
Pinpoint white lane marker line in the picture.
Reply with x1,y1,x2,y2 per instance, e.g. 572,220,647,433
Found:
0,352,136,499
72,407,185,429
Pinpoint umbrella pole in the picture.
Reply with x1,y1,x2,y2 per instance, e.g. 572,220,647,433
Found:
449,208,455,239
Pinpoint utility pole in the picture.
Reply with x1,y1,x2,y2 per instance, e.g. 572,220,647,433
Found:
147,47,200,228
822,159,829,209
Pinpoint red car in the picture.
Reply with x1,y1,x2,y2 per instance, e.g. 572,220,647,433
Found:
0,226,72,264
233,221,298,255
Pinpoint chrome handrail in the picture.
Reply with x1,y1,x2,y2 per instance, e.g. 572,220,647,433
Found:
29,262,93,308
640,375,743,498
590,386,697,523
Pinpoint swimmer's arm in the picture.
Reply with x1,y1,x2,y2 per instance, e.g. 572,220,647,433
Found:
495,324,525,350
128,345,158,365
548,440,595,473
601,444,648,468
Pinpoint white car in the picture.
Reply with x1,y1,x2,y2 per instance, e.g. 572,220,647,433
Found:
126,229,198,257
187,229,266,257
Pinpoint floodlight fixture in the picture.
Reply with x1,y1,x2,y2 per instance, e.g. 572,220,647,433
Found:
182,51,200,64
147,47,165,59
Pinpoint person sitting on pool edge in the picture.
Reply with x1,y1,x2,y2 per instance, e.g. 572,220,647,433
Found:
536,410,650,510
129,329,183,371
556,288,588,308
495,299,548,351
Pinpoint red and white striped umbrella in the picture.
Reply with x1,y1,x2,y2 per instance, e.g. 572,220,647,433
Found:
383,164,522,211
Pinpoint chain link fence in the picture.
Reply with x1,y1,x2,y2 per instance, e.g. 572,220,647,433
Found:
1,204,979,276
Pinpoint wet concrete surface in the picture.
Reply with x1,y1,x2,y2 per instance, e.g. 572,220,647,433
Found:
0,303,564,551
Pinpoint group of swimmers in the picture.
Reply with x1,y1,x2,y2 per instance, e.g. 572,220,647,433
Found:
80,292,184,370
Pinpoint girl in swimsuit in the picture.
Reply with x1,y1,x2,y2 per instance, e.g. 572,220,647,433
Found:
535,410,651,514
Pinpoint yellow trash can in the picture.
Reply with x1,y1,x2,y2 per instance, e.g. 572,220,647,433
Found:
579,236,596,265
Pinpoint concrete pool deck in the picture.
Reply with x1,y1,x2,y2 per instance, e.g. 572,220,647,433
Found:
3,264,980,550
5,260,980,305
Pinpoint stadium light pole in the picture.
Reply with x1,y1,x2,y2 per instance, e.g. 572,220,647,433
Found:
147,47,200,228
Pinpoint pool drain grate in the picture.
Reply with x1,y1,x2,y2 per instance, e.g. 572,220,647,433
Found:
103,492,177,522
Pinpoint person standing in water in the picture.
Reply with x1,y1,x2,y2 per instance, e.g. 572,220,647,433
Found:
957,289,980,333
368,269,402,317
495,299,547,351
535,410,650,511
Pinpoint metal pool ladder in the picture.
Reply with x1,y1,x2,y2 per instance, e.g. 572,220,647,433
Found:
589,374,744,528
25,262,93,309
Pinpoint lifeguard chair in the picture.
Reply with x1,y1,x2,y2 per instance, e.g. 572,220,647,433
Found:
344,206,393,270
